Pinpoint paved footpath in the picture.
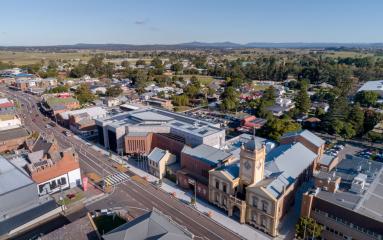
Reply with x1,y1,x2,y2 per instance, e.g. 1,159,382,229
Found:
84,139,292,240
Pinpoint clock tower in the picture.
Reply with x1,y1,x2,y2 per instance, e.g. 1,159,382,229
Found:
239,138,266,191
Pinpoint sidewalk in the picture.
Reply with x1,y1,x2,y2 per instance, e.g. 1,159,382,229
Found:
81,140,279,240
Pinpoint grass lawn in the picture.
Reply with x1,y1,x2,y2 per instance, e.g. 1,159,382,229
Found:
58,191,84,206
93,215,127,235
0,50,92,65
175,75,213,86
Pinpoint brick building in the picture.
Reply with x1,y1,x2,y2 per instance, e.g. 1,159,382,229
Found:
0,127,29,153
177,144,234,200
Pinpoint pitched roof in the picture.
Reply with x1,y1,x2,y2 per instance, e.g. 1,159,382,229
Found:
182,144,232,166
102,209,194,240
148,147,167,163
253,142,317,198
281,129,325,147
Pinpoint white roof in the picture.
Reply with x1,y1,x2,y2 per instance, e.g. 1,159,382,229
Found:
0,98,11,104
58,106,106,120
358,80,383,92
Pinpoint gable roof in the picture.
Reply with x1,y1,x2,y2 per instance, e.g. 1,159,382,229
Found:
281,129,325,147
148,147,167,163
249,142,317,198
102,209,193,240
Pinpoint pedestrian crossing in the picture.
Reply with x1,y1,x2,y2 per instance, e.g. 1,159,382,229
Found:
104,172,130,186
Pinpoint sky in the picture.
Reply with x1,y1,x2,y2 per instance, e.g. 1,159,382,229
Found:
0,0,382,46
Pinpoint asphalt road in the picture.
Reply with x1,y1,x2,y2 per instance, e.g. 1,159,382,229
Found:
3,88,243,240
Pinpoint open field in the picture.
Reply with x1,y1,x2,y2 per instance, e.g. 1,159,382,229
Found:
0,51,93,65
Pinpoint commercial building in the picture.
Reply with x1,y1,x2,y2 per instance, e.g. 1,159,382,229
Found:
178,144,235,200
0,114,22,131
147,147,176,179
208,130,324,237
357,80,383,97
26,137,82,195
102,208,194,240
57,106,107,139
41,93,80,116
95,107,225,155
301,155,383,240
0,156,58,239
0,127,29,153
0,98,16,114
145,96,174,110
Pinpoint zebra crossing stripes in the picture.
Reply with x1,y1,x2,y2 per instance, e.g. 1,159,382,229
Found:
104,172,130,186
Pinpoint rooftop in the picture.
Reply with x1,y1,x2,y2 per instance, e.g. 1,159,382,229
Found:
357,80,383,92
281,129,325,147
0,156,34,196
58,106,106,120
102,208,194,240
316,155,383,223
96,107,223,138
252,142,317,198
148,147,167,163
46,97,79,107
0,127,29,142
182,144,232,166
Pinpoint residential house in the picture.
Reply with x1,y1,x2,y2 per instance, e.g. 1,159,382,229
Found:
0,114,22,131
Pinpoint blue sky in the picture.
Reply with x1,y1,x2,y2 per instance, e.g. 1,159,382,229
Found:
0,0,382,45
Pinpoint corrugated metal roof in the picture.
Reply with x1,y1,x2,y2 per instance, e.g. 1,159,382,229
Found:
281,129,325,147
148,147,167,163
182,144,232,166
0,156,34,195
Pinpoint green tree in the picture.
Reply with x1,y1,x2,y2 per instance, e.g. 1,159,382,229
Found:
105,85,123,97
259,117,301,141
172,95,189,106
47,85,69,93
294,85,311,115
354,91,379,107
151,57,163,68
341,122,356,139
295,217,322,239
348,103,365,135
75,84,95,104
171,62,183,73
220,86,239,111
136,59,146,66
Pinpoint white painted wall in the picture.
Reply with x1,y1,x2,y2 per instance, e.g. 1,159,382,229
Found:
68,168,82,187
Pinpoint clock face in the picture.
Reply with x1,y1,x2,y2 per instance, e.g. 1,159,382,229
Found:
256,161,262,169
244,160,251,170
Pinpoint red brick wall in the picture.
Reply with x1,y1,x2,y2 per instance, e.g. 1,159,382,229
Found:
177,173,209,200
151,133,184,158
180,152,213,179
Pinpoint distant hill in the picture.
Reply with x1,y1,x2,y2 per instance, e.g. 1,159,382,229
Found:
0,42,383,51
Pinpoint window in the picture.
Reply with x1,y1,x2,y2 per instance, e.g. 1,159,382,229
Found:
262,201,268,213
262,217,267,227
252,213,257,222
222,184,227,193
215,180,219,189
252,196,258,208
